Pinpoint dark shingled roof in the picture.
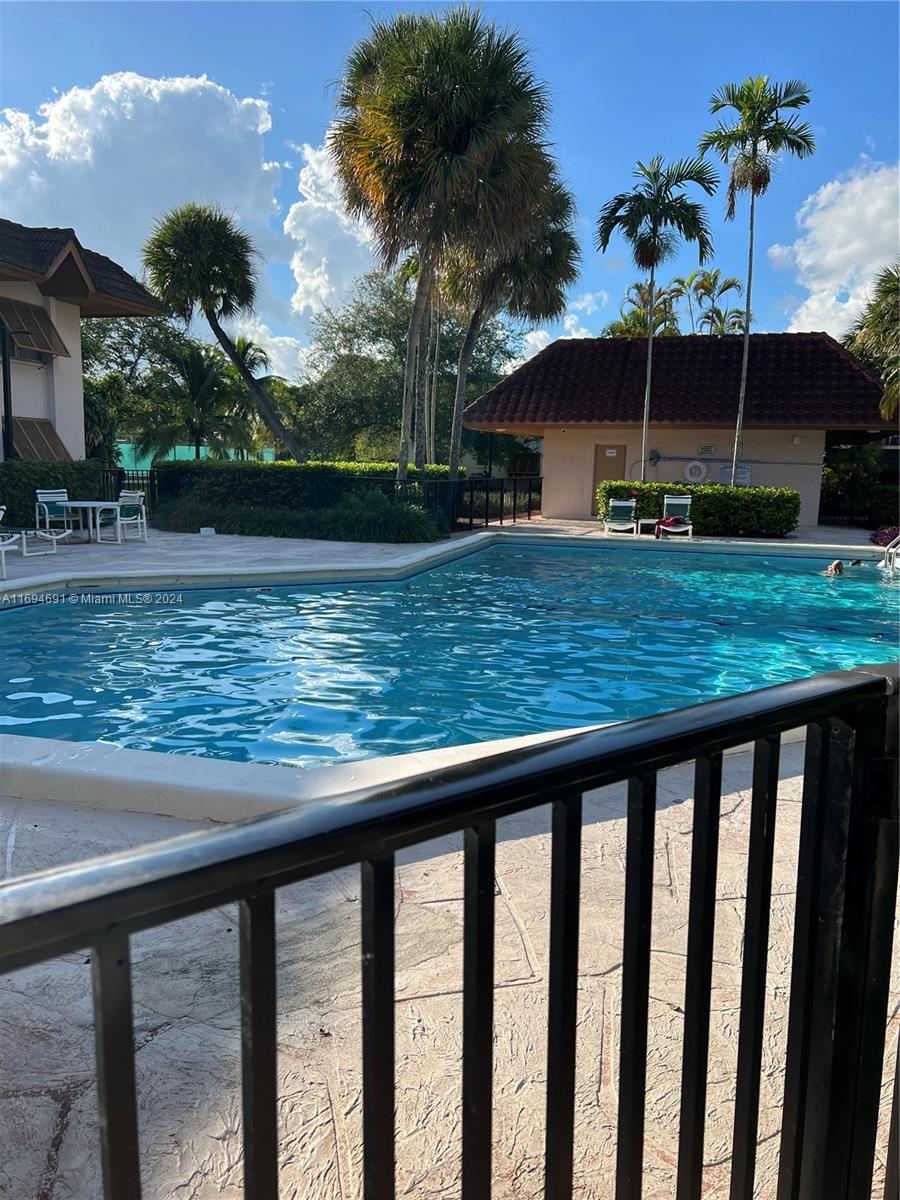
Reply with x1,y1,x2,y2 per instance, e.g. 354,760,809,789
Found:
0,218,161,314
464,333,886,430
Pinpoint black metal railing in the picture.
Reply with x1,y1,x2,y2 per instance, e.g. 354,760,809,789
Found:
98,468,541,529
0,663,897,1200
99,468,159,510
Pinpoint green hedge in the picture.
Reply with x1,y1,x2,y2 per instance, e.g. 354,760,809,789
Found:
155,459,461,511
0,460,105,527
151,491,447,543
865,484,899,530
595,480,801,538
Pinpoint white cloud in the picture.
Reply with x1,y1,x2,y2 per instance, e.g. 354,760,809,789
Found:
0,72,376,354
562,313,592,338
768,161,899,335
569,290,608,314
0,72,281,277
282,138,374,317
232,315,310,382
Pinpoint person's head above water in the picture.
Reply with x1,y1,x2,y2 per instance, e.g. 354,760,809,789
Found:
826,560,844,576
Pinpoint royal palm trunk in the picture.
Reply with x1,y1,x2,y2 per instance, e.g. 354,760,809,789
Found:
449,303,484,480
730,190,755,485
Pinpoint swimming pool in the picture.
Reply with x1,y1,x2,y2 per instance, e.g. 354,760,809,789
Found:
1,544,896,768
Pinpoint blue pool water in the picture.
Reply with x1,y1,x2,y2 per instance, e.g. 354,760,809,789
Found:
1,544,897,768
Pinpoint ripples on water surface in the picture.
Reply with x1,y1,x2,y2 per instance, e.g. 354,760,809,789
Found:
1,545,897,768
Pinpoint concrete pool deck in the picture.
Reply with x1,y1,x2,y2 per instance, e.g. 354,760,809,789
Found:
1,743,897,1199
0,521,883,597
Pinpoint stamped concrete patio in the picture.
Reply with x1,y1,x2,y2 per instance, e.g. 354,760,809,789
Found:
1,742,897,1199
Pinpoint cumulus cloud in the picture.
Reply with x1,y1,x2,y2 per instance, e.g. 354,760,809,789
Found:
232,315,310,382
0,72,376,352
569,290,609,314
768,161,899,335
0,72,281,275
282,139,374,316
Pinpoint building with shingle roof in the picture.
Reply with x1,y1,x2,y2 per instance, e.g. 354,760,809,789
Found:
0,218,161,461
464,333,888,526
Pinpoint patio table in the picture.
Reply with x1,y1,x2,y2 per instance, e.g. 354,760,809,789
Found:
637,518,658,536
60,501,122,543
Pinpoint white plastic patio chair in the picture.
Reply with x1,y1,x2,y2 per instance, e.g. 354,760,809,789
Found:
604,497,637,535
0,506,14,581
659,494,693,538
35,489,82,534
98,490,147,543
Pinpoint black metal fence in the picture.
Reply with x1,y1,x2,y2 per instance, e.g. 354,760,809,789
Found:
0,662,896,1200
98,468,541,529
99,468,159,510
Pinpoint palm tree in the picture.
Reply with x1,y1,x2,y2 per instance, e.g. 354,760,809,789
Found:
671,270,701,332
692,268,743,321
698,305,748,335
623,281,682,335
842,261,899,419
143,203,302,460
444,178,580,479
134,342,252,463
329,8,551,477
596,155,717,481
700,77,815,483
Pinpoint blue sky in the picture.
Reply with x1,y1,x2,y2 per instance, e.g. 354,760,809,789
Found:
2,1,897,374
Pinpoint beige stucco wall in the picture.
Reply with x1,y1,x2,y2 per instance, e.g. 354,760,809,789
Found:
0,281,85,460
541,424,827,526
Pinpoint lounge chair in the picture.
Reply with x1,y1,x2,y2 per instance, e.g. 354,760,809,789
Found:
657,494,693,538
604,497,637,535
35,489,83,535
98,490,148,543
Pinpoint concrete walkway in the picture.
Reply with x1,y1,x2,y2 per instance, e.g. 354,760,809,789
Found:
1,747,897,1199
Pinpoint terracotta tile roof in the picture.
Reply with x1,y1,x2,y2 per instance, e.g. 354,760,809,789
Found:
464,333,887,429
0,218,161,314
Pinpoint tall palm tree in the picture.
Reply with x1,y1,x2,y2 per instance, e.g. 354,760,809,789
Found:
842,261,899,419
671,270,701,332
134,342,251,463
330,8,551,477
700,77,815,483
444,179,580,479
143,203,302,460
596,155,717,481
692,268,743,321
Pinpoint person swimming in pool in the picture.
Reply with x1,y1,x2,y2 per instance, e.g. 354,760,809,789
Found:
825,560,844,576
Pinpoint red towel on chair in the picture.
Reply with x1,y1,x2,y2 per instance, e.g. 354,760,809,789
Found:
655,516,689,539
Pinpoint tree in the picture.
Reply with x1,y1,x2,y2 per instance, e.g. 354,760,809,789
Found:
443,176,580,479
670,271,701,333
133,341,252,463
596,155,717,480
294,268,521,461
329,8,550,478
691,268,743,324
624,280,682,334
142,203,302,459
700,77,815,482
842,261,899,419
697,305,747,335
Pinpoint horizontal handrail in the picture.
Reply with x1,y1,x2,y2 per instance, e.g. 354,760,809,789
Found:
0,662,894,976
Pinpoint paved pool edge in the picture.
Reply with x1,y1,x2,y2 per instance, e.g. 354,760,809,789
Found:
0,527,884,604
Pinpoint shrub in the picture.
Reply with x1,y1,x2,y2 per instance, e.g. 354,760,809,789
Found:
865,484,899,530
0,460,105,527
151,490,446,543
870,525,899,547
155,459,462,511
595,480,801,538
